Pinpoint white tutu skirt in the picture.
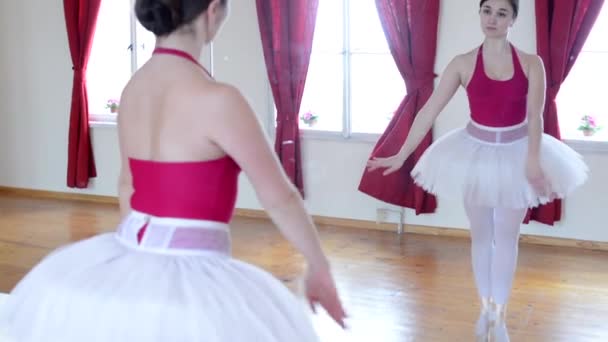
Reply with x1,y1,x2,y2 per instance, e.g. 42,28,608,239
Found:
0,211,320,342
411,120,588,208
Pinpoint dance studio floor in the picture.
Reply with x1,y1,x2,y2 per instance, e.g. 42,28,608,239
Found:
1,194,607,341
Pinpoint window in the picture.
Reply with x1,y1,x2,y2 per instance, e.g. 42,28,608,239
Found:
557,3,608,142
87,0,155,123
298,0,405,136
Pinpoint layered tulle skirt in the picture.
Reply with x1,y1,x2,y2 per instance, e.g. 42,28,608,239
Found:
411,120,588,208
0,211,320,342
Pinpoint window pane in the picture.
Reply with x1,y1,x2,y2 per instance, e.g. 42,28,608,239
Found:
557,4,607,141
350,53,405,134
582,3,608,52
349,0,390,53
299,53,343,132
87,0,132,115
135,18,157,69
312,0,344,53
557,51,608,140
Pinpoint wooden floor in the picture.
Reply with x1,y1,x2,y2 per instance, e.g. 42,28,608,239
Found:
1,195,607,341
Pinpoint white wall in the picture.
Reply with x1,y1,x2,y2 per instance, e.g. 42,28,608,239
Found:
0,1,606,242
0,1,76,192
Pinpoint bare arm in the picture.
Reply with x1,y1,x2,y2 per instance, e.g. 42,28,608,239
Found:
367,56,463,175
117,109,133,219
396,57,463,159
207,85,328,269
523,55,550,195
526,55,546,160
207,86,346,326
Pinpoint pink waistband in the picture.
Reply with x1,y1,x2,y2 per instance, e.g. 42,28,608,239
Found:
115,211,231,256
465,121,528,143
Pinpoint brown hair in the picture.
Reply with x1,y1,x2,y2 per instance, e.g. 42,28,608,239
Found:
479,0,519,18
135,0,227,36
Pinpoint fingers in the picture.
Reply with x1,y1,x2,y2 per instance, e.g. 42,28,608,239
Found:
308,291,348,329
321,296,347,329
382,165,400,176
366,163,380,172
308,297,317,314
366,157,385,168
530,177,550,197
532,184,545,196
329,301,347,329
366,157,395,173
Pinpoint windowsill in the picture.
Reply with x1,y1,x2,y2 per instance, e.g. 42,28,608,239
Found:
297,129,382,144
87,121,608,153
89,113,117,128
563,138,608,153
89,120,117,128
298,130,608,152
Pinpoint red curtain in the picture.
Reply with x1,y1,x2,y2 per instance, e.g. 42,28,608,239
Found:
255,0,319,196
358,0,440,214
527,0,604,225
63,0,101,188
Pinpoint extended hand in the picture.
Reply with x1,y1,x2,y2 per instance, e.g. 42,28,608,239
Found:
366,154,406,176
305,265,347,329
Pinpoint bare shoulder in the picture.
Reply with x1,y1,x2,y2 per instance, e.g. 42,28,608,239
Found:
188,80,260,139
446,48,478,86
513,46,544,75
444,48,479,75
116,77,138,127
194,81,251,119
461,47,480,60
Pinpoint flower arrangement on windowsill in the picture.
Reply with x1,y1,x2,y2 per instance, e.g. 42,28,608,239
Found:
300,110,318,127
105,99,119,114
577,115,601,137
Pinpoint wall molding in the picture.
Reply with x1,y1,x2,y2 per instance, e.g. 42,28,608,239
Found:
234,208,608,251
0,186,118,204
1,186,606,252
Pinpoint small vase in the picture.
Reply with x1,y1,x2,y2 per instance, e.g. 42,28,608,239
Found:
582,129,595,137
110,106,118,113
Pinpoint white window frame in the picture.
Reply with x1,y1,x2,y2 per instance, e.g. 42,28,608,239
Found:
89,0,140,125
559,5,608,153
89,0,213,126
265,3,608,155
266,1,396,143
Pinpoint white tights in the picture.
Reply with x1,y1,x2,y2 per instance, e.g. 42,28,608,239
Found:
464,201,527,304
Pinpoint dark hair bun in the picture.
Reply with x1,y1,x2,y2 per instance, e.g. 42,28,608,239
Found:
135,0,183,36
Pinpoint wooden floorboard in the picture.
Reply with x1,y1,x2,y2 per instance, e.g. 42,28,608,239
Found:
1,194,607,341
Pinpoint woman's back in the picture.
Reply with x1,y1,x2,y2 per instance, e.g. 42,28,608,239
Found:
117,48,244,222
0,2,345,340
118,50,227,164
